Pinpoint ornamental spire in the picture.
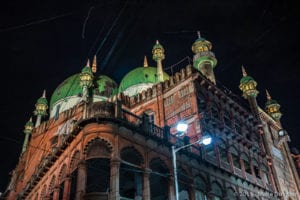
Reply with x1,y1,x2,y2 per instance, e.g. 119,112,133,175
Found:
242,65,247,77
86,59,90,67
92,55,97,73
197,31,201,39
143,56,148,67
42,89,46,98
266,89,272,100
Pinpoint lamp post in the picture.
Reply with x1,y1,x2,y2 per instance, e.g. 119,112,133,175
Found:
172,122,212,200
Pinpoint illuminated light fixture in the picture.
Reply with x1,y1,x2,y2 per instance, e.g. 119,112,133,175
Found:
176,122,188,132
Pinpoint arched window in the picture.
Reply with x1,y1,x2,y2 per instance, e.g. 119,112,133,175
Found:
229,147,240,168
194,176,208,200
40,185,47,199
149,158,169,199
85,139,111,194
120,147,143,200
261,164,270,184
241,153,251,174
69,151,80,200
218,139,228,163
48,175,56,199
178,167,191,200
211,182,223,200
252,159,261,179
58,164,67,200
226,187,237,200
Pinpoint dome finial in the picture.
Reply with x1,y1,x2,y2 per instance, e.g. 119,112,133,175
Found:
266,89,272,100
92,55,97,73
144,56,148,67
242,65,247,77
197,31,201,39
156,40,159,44
86,59,90,67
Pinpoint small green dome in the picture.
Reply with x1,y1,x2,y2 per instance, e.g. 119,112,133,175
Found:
119,67,169,93
37,97,48,105
240,76,255,84
81,66,93,74
265,99,279,107
50,74,117,109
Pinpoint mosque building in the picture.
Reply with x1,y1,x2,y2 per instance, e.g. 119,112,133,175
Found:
3,32,300,200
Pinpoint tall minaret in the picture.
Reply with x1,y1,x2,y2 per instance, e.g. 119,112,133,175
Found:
21,118,34,154
239,66,260,118
152,40,165,82
79,60,94,102
265,90,282,122
192,31,217,84
34,90,48,127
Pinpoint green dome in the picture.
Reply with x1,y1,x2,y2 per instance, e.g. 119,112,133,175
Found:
119,67,169,93
50,74,117,109
240,76,255,84
37,97,48,105
265,99,279,107
81,66,93,74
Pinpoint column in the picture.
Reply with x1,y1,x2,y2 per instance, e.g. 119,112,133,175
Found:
63,176,71,200
53,186,60,200
76,160,86,200
142,169,151,200
110,159,120,200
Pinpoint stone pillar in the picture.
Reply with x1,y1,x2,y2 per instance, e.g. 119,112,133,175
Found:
63,177,71,200
76,160,86,200
142,169,151,200
53,186,60,200
110,159,120,200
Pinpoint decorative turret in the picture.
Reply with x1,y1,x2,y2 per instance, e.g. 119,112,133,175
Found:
239,66,259,99
265,90,282,122
22,118,34,154
92,55,97,74
34,90,48,127
79,60,94,102
239,66,260,119
192,31,217,84
152,40,165,82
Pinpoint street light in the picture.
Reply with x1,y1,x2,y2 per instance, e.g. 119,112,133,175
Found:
172,122,212,200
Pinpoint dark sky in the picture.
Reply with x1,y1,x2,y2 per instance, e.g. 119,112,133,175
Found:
0,0,299,192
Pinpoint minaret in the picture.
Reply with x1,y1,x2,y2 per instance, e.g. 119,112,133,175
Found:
192,31,217,84
152,40,165,82
239,66,260,118
22,118,34,154
92,55,97,73
79,60,94,102
34,90,48,127
265,90,282,122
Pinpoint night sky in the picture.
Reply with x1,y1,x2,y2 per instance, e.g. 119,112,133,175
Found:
0,0,299,193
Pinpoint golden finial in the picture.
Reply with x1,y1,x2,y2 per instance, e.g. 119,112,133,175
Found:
241,65,247,77
42,89,46,98
92,55,97,73
197,31,201,38
156,40,159,44
143,56,148,67
266,90,272,100
86,59,90,67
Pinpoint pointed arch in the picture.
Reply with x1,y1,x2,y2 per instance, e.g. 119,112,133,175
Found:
149,157,169,199
70,150,80,172
120,146,144,165
211,181,223,199
84,138,112,159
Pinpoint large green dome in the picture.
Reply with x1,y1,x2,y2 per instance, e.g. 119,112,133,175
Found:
50,74,117,109
119,66,169,94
